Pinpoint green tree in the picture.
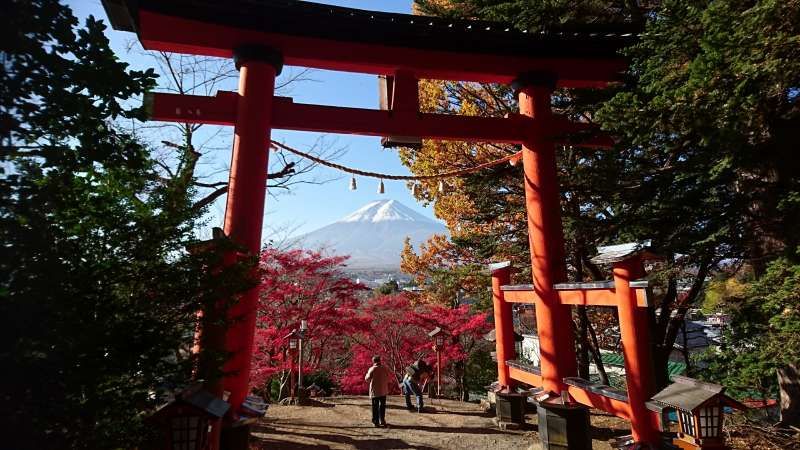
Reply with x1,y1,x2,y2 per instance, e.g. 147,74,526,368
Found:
703,257,800,425
599,0,800,265
375,279,401,295
1,1,251,447
597,0,800,385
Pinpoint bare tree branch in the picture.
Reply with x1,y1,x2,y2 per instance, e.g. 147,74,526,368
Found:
116,44,343,219
192,186,228,213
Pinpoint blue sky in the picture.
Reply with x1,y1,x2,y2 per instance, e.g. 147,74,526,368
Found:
68,0,439,241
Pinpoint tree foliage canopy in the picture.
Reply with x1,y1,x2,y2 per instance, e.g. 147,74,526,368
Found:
2,1,251,447
703,256,800,419
251,248,368,399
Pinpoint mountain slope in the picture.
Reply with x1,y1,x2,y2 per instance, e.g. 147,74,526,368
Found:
295,200,448,269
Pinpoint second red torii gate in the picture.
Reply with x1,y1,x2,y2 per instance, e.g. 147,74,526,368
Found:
491,243,663,444
101,0,659,446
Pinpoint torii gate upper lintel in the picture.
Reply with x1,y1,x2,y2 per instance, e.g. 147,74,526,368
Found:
102,0,659,446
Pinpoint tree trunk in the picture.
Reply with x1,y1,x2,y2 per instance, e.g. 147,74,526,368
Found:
576,307,591,379
573,251,591,380
777,364,800,427
453,360,468,401
587,320,610,386
653,257,712,389
278,371,289,401
680,320,691,376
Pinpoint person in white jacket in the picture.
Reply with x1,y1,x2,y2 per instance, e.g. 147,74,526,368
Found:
365,355,393,427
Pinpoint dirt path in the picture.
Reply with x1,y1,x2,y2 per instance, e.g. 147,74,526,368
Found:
250,395,630,449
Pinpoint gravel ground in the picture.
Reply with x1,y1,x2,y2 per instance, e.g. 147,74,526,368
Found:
250,395,632,449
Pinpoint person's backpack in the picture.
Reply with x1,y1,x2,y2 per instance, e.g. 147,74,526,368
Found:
405,360,429,379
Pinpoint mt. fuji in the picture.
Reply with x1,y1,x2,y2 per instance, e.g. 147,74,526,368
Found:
294,200,449,270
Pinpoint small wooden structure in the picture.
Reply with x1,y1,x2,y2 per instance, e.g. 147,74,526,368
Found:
649,376,746,450
148,385,230,450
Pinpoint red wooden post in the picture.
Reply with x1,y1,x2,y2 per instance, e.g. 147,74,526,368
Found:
220,46,282,413
613,257,660,445
490,262,515,388
517,78,576,394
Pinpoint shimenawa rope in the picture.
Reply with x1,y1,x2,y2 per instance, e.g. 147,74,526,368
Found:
269,140,521,181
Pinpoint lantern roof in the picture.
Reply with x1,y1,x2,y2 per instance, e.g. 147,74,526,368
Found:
181,388,229,418
650,375,745,413
487,261,512,274
590,239,662,265
428,326,443,337
150,384,230,422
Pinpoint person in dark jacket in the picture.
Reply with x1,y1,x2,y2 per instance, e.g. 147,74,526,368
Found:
401,359,430,412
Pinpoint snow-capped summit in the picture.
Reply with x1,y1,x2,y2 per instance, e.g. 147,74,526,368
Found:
295,200,448,270
339,199,435,223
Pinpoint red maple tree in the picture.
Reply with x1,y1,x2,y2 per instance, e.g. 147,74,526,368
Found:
341,294,492,397
340,294,429,394
250,248,368,399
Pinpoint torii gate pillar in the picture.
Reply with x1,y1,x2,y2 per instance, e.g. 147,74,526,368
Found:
517,75,577,394
490,262,515,388
613,257,660,444
220,45,282,412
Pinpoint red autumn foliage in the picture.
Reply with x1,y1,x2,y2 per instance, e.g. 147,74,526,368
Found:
249,248,492,399
341,294,492,396
340,294,429,395
250,248,368,398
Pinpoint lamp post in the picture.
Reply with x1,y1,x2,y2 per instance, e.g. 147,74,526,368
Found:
298,320,308,395
288,336,298,399
428,327,444,397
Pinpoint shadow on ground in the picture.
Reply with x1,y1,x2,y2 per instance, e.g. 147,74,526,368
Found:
330,401,411,411
252,424,438,450
587,412,631,442
383,424,510,435
250,395,631,449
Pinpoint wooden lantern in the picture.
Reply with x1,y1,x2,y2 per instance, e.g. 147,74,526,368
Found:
148,385,229,450
650,376,746,450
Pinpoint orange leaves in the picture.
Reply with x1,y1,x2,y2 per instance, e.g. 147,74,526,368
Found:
401,235,458,289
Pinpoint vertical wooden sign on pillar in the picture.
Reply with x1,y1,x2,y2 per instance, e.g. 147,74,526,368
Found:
516,75,577,394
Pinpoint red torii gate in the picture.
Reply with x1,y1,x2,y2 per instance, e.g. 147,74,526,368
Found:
491,243,662,445
102,0,658,446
